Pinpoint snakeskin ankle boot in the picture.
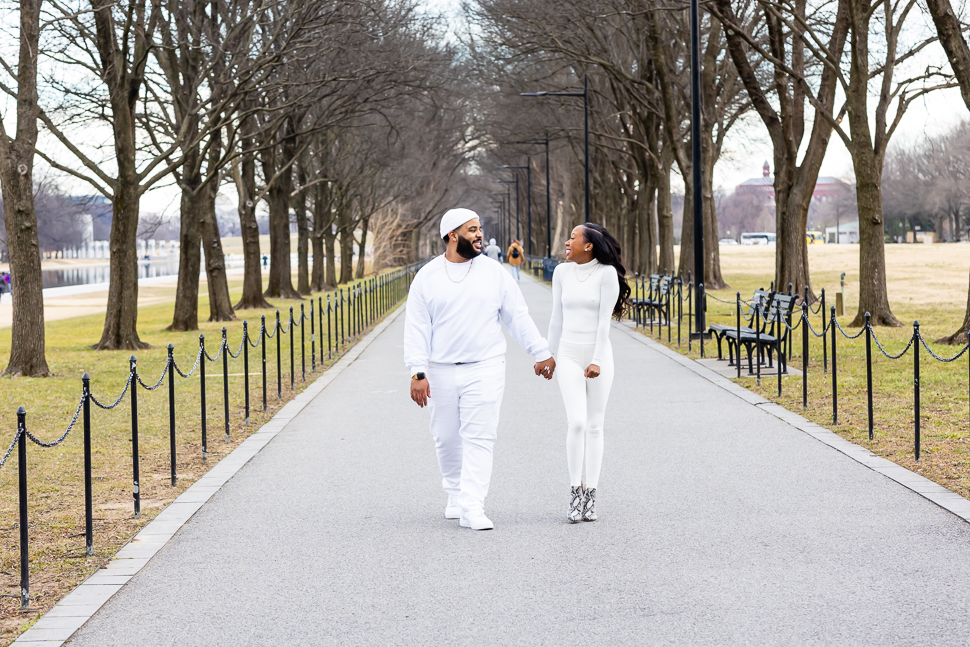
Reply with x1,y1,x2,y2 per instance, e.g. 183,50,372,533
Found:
582,487,597,522
568,485,584,524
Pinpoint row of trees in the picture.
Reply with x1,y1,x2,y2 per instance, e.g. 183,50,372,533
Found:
465,0,968,331
0,0,476,375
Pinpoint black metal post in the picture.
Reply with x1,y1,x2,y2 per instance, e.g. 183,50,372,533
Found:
822,288,828,372
200,335,207,457
243,322,250,425
167,344,176,486
327,295,333,360
914,320,921,460
289,307,295,389
736,293,742,378
276,310,282,399
545,137,551,256
755,294,761,385
82,373,93,557
865,313,874,441
222,327,229,442
831,307,838,426
130,356,140,517
261,315,267,411
802,304,809,410
302,303,307,379
690,0,704,333
17,406,28,610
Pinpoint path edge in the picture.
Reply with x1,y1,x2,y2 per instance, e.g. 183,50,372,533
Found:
11,303,408,647
614,321,970,524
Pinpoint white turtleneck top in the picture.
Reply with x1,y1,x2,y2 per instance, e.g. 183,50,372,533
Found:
547,259,620,366
404,255,552,376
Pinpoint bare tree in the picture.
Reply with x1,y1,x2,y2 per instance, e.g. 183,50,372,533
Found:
0,0,49,375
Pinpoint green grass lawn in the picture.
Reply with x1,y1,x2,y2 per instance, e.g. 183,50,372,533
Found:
0,271,405,644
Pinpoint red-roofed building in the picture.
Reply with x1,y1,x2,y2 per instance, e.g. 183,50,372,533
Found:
737,162,851,203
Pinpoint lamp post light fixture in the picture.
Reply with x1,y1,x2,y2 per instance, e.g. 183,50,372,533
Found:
499,162,531,255
522,74,589,224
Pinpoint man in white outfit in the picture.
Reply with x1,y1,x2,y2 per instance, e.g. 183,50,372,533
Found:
405,208,556,530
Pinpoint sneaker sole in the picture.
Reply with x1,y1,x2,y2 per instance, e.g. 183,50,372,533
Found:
459,518,494,530
445,509,461,520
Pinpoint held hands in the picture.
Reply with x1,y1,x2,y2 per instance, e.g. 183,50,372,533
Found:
585,364,601,379
410,378,430,408
534,357,556,380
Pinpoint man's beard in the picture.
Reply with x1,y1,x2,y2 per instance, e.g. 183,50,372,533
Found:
456,235,482,260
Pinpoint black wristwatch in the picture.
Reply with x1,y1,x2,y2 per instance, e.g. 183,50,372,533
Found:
412,372,426,381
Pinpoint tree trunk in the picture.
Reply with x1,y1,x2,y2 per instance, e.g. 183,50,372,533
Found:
170,178,202,331
700,130,726,289
311,183,332,291
92,7,147,349
849,148,899,326
338,209,354,284
0,0,49,376
199,179,235,321
637,174,657,275
925,0,970,110
234,148,272,310
355,217,369,279
325,225,338,287
677,173,693,279
294,183,311,295
657,152,675,275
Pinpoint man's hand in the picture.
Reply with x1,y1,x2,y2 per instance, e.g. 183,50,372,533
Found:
534,357,556,380
584,364,601,379
410,378,431,407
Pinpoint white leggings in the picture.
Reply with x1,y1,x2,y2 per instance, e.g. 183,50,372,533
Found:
555,338,614,489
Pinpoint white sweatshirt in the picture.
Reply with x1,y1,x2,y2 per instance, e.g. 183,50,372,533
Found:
404,255,552,375
547,259,620,366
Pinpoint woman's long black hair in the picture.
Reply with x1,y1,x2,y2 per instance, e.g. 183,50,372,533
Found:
582,223,631,320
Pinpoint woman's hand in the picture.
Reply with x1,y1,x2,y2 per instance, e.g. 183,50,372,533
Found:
585,364,601,379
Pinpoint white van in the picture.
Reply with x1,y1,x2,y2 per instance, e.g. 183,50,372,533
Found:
740,232,775,245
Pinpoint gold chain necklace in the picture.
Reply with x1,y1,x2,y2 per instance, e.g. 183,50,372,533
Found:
443,256,474,283
575,261,598,283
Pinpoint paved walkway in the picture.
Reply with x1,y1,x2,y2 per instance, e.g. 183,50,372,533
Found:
38,272,970,645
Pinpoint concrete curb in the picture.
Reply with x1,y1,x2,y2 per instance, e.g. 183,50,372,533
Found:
614,321,970,523
11,303,407,647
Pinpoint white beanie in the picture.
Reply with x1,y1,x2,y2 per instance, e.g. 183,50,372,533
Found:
439,208,479,239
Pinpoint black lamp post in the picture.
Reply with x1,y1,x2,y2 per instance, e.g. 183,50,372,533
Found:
522,75,589,224
512,137,551,257
493,178,519,242
489,193,505,246
500,162,531,254
689,0,705,334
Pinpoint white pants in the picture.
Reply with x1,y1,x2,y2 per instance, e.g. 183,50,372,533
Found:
428,357,506,513
556,339,614,489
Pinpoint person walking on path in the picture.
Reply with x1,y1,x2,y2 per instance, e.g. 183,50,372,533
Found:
485,238,502,262
404,208,557,531
547,223,630,523
507,239,524,281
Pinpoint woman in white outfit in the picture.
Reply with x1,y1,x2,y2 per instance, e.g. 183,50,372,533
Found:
547,223,630,522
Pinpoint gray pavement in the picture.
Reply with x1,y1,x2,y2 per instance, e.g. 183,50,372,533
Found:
64,272,970,646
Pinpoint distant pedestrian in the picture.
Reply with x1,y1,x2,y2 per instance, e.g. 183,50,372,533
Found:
507,240,523,281
3,272,11,296
484,238,501,261
0,277,6,303
547,223,630,523
404,208,556,531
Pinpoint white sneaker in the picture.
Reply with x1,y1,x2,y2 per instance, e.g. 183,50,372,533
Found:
445,494,461,520
459,510,494,530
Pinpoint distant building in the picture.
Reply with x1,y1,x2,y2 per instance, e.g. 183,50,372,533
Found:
824,221,859,244
737,162,852,203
